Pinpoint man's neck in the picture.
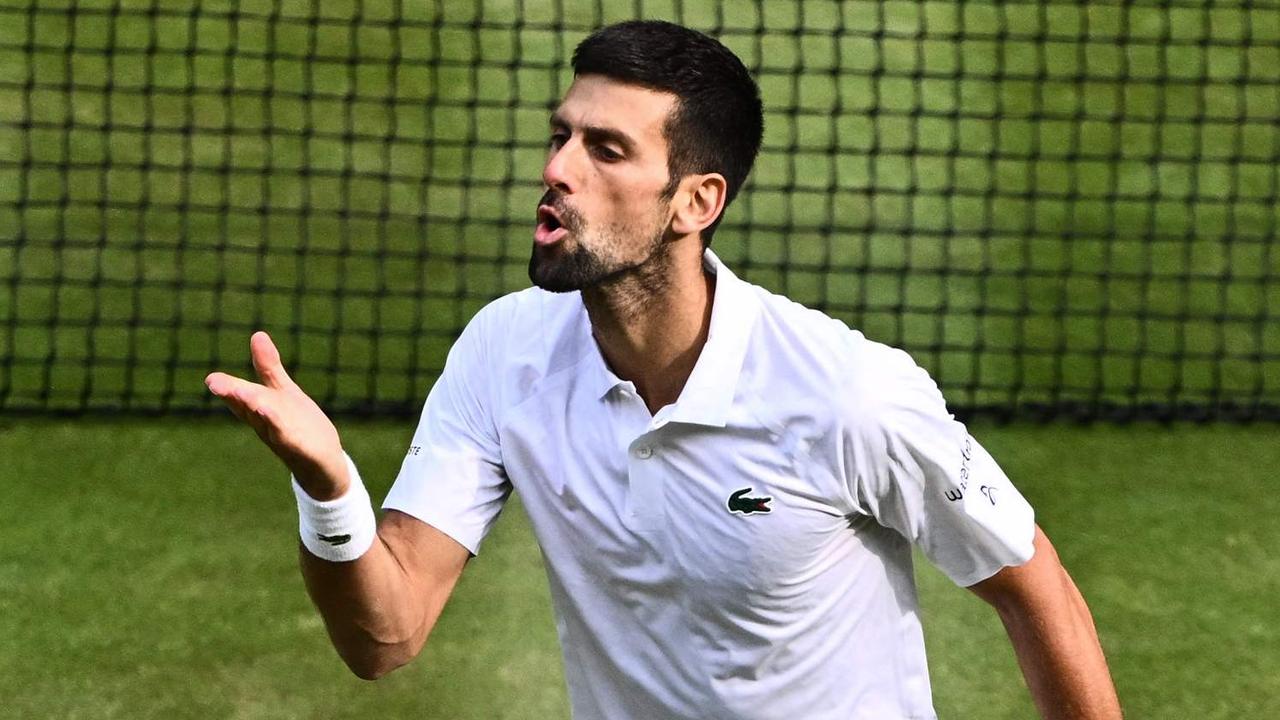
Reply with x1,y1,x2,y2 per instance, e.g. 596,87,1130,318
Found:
582,241,715,416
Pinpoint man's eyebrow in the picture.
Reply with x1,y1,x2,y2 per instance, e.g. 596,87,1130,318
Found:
549,112,637,154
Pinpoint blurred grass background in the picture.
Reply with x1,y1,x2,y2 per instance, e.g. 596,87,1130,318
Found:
2,418,1279,718
2,0,1277,416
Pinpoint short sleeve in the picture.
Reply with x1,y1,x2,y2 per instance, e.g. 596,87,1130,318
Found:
844,344,1035,587
382,307,510,555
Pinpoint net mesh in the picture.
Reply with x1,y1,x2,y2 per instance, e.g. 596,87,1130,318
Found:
2,0,1278,421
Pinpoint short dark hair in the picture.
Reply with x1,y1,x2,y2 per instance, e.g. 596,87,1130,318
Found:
572,20,763,244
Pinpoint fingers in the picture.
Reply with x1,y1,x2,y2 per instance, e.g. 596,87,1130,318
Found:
250,331,294,390
206,371,256,399
206,371,284,445
204,358,342,483
205,372,270,415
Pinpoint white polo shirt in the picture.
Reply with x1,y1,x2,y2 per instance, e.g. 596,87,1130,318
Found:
383,249,1035,720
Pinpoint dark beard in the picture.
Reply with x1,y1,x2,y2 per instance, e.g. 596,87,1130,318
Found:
529,190,595,292
528,224,674,294
528,198,658,293
528,240,618,293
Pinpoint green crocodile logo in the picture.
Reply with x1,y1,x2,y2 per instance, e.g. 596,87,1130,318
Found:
727,488,772,515
317,533,352,546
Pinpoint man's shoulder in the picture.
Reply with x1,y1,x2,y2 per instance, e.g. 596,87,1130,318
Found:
455,287,585,362
742,282,934,417
468,286,579,329
458,286,589,398
749,284,854,345
745,283,907,373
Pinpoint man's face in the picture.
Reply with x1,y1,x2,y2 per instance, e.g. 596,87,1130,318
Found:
530,75,679,293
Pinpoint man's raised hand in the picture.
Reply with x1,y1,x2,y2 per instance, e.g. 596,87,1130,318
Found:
205,331,349,500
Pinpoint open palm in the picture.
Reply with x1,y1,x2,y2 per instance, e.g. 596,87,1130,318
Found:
205,331,349,499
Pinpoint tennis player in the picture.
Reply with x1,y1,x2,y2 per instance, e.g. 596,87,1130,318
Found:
207,20,1122,719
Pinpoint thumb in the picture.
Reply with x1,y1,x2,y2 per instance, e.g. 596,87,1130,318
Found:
250,331,293,389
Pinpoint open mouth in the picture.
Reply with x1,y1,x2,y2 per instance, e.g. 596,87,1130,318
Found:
535,204,569,246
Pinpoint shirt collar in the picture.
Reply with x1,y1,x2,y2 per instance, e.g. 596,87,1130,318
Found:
580,248,760,428
581,311,620,400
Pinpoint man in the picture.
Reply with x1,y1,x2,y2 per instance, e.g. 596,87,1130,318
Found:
207,20,1122,720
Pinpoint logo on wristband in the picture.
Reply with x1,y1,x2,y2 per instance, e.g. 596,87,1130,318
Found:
318,533,353,546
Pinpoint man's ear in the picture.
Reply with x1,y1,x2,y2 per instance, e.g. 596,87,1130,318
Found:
670,173,727,237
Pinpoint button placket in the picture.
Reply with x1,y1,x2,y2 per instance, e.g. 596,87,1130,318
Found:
614,387,666,533
627,431,665,532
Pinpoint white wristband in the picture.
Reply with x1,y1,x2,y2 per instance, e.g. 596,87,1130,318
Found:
292,453,377,562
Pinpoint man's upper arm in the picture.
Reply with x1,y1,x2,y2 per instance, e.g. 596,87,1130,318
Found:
842,341,1036,587
377,509,474,623
382,300,512,556
966,525,1124,719
967,524,1065,607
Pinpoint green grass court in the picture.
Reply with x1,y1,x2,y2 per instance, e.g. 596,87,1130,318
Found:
3,419,1279,718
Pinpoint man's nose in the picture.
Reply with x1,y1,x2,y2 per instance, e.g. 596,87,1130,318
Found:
542,141,577,193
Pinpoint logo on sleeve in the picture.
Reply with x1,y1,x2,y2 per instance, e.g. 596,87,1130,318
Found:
944,436,974,503
979,485,998,506
727,487,772,515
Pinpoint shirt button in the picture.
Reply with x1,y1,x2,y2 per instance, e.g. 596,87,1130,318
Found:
634,445,653,459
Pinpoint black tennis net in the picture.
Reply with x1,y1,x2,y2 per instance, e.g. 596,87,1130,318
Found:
2,0,1277,420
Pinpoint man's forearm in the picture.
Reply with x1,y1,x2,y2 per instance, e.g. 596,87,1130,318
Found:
971,527,1122,719
298,510,470,680
985,533,1122,719
300,535,430,680
998,571,1121,718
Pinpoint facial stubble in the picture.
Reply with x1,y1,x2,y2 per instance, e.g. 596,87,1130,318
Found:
528,194,672,296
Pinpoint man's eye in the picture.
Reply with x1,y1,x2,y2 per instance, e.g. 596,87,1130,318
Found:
593,146,622,161
548,133,568,149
